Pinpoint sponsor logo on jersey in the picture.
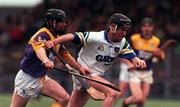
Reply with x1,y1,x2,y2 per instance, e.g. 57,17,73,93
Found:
96,55,116,63
150,43,154,48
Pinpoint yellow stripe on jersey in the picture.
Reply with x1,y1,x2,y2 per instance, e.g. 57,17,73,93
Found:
120,49,134,54
76,32,86,46
29,27,60,52
131,34,160,52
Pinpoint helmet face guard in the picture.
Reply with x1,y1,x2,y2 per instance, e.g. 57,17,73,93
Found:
45,9,67,35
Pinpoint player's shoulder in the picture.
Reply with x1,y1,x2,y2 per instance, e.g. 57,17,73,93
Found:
130,33,141,41
152,35,160,43
74,30,104,38
89,30,105,36
121,37,127,43
30,27,51,41
87,30,106,39
35,27,51,35
34,27,52,37
152,35,160,41
119,37,128,47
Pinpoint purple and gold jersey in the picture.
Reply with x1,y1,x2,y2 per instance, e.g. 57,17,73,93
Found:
20,27,69,78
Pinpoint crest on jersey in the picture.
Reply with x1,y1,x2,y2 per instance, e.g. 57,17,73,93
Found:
97,45,104,51
150,43,154,48
114,47,120,53
33,37,46,45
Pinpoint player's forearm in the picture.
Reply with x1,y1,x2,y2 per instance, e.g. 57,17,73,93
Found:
120,58,135,70
53,34,74,45
153,49,165,60
159,51,165,60
63,54,82,71
120,58,132,65
36,47,49,63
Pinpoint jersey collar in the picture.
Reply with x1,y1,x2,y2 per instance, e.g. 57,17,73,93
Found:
104,30,112,44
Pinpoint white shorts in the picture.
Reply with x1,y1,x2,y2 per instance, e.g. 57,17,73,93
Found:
119,63,129,83
73,76,84,91
129,70,153,84
72,74,99,91
14,70,50,98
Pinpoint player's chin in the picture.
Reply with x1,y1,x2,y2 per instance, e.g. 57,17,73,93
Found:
115,38,123,42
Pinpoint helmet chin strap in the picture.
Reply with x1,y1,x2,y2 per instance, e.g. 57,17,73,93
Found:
110,24,117,33
53,20,56,29
45,19,55,32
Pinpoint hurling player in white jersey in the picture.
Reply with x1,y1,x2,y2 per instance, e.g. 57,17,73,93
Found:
45,13,146,107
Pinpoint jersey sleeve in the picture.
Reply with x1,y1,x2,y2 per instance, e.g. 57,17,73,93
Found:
58,44,69,54
119,40,136,60
155,36,160,47
72,32,90,46
58,44,71,60
29,32,51,52
130,34,138,49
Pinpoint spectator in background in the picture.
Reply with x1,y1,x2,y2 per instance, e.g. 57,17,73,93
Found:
6,15,24,45
0,20,10,52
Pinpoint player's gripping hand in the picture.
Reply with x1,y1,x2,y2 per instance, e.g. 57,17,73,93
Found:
153,48,165,60
45,41,54,49
43,60,54,70
79,66,92,75
132,57,146,68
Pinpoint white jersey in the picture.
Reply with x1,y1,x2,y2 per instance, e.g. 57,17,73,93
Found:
72,30,136,75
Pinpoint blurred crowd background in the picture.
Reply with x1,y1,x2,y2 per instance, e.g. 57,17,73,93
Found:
0,0,180,99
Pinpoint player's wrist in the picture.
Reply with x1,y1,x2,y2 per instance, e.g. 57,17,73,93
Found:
42,59,51,64
52,40,57,46
132,57,138,61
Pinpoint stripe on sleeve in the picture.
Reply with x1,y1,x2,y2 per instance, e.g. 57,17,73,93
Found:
122,40,129,49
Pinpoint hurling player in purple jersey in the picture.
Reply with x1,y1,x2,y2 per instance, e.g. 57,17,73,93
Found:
10,9,90,107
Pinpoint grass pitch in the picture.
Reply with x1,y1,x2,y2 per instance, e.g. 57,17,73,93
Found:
0,94,180,107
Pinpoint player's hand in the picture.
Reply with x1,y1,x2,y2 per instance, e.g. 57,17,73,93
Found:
43,60,54,70
132,57,146,68
153,48,165,60
45,41,54,49
79,66,92,75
